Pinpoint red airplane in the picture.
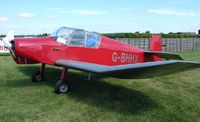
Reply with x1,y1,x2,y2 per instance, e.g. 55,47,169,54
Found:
3,27,200,94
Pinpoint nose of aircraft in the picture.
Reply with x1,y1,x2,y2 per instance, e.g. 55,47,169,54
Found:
2,31,27,64
9,36,56,64
10,37,39,64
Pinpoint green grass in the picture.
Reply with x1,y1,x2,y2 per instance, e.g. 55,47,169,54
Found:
1,51,200,121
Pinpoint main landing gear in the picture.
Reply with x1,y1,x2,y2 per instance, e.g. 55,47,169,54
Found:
54,68,70,94
31,63,70,94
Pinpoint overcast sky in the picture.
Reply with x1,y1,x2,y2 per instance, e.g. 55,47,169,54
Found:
0,0,200,34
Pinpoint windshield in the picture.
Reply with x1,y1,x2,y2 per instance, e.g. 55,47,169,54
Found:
51,27,101,48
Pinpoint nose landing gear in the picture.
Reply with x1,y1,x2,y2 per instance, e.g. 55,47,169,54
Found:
32,63,45,82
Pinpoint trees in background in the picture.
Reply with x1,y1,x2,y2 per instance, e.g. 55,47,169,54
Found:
103,31,200,38
1,31,200,39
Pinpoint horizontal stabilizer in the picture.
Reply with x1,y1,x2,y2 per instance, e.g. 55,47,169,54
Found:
144,51,183,60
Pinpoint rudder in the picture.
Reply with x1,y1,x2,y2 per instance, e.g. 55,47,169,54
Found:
149,35,162,61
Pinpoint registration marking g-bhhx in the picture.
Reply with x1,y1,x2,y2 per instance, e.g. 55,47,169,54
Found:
112,52,138,63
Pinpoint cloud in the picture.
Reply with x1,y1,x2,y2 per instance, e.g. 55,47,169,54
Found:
19,13,34,18
147,9,198,16
0,17,9,23
70,9,107,15
68,9,107,15
119,8,142,13
47,8,107,15
47,7,62,11
48,15,56,18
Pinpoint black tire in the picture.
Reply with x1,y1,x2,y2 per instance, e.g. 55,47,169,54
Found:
55,80,70,94
32,71,44,83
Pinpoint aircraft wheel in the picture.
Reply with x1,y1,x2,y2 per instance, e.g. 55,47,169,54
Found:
32,71,44,83
55,80,70,94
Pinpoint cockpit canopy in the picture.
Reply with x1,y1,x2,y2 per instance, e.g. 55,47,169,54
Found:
51,27,101,48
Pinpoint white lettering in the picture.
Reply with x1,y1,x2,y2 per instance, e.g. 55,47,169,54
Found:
112,52,118,62
112,52,139,63
121,53,126,63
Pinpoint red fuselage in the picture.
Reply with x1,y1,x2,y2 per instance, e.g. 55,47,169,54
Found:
12,36,145,66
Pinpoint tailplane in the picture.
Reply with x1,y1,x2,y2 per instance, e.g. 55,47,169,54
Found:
145,35,183,62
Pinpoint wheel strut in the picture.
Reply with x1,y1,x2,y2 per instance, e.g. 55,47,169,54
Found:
60,67,68,81
39,63,46,80
32,63,45,82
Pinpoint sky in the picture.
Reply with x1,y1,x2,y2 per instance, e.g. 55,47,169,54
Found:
0,0,200,34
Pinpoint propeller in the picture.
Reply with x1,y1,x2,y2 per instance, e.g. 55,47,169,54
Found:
2,31,16,58
2,31,14,48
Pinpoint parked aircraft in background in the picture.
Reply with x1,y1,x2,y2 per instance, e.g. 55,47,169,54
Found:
0,37,10,55
0,31,14,55
3,27,200,94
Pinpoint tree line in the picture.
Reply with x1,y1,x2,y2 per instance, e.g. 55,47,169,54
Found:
0,33,50,38
102,31,200,38
1,31,200,39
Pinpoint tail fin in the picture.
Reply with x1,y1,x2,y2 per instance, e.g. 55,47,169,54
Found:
150,34,162,51
149,35,162,61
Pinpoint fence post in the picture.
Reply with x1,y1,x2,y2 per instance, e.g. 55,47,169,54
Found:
128,38,130,45
139,38,141,48
165,38,168,52
180,38,182,52
192,38,195,51
148,37,150,50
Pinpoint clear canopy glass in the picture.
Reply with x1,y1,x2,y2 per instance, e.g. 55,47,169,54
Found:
51,27,101,48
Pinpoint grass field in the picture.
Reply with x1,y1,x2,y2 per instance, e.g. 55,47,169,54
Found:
1,52,200,122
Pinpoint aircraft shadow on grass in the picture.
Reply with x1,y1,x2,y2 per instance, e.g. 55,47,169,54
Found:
7,65,158,114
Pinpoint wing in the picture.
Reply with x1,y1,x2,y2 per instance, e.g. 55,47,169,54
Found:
55,60,200,79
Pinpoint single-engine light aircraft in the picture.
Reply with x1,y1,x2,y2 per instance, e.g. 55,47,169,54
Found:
3,27,200,94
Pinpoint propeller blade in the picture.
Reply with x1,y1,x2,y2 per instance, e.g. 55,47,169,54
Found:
3,31,14,48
